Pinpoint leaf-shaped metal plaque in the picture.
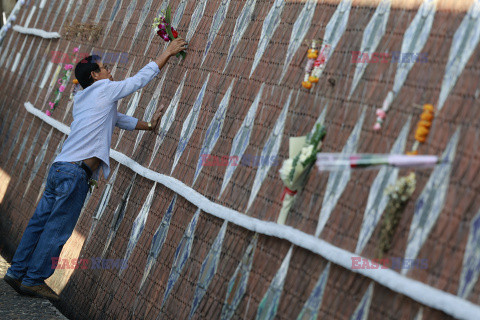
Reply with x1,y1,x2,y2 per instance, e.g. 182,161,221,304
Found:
403,128,460,272
138,194,177,291
128,0,155,51
246,90,291,211
6,114,26,160
256,246,293,320
81,0,97,23
132,68,169,154
13,118,33,170
188,221,227,318
382,0,436,110
120,183,157,276
219,84,263,197
279,0,317,83
116,0,138,47
172,0,189,29
202,0,232,65
84,164,121,247
249,0,284,77
315,108,365,237
149,71,187,167
19,123,43,183
186,0,208,42
161,208,201,308
220,234,258,320
350,283,374,320
102,174,137,258
437,0,480,111
312,0,352,81
349,0,391,98
223,0,257,71
171,74,210,174
296,263,330,320
193,80,234,185
102,0,124,45
356,117,411,254
23,128,54,198
458,208,480,298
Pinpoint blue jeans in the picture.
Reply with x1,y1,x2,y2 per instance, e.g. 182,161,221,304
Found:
6,161,89,286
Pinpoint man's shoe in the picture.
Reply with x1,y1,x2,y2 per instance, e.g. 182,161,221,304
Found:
3,274,24,295
19,284,59,301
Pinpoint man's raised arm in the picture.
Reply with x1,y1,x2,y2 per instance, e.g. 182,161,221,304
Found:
102,38,188,103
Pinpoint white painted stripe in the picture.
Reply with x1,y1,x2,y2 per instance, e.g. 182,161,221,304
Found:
23,101,480,320
49,65,62,88
25,6,36,28
39,0,47,9
40,62,54,89
11,52,21,72
12,25,61,39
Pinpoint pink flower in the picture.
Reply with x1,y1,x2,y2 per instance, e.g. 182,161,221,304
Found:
373,123,382,131
59,85,65,92
376,108,386,119
162,34,170,42
46,110,52,116
57,79,62,85
48,101,55,108
64,64,73,70
73,47,79,53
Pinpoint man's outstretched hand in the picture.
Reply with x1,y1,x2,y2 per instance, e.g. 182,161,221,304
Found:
151,104,165,133
154,38,188,69
166,38,188,57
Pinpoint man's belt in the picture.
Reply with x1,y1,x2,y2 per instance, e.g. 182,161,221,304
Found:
70,161,93,180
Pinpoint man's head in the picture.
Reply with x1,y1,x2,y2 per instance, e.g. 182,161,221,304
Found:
75,55,113,89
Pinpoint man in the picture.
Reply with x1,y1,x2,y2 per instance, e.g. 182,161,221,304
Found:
4,38,187,300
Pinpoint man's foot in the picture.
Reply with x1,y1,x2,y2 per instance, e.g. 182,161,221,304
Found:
3,274,24,295
19,284,59,301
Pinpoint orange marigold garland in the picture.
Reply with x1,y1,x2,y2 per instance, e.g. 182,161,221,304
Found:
378,103,435,257
407,104,434,154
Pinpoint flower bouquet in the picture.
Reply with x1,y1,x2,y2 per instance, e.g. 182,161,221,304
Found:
46,47,80,116
278,123,327,224
315,153,439,171
376,172,416,259
152,6,186,59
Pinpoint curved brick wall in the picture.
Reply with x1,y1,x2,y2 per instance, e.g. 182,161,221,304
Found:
1,0,479,319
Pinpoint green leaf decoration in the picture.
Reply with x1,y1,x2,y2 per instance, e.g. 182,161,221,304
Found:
165,6,172,24
177,51,186,59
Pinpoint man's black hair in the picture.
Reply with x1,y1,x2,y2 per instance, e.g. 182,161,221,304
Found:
75,55,102,89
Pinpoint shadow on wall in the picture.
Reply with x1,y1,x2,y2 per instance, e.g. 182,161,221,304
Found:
0,165,14,260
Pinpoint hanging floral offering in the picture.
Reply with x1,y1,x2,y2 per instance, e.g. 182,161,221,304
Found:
278,123,327,224
302,40,330,90
376,172,416,259
46,47,80,116
376,104,435,257
151,6,186,59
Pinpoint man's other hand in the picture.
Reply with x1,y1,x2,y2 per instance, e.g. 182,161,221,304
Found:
151,104,165,133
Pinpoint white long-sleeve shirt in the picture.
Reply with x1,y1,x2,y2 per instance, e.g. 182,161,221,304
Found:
55,61,161,180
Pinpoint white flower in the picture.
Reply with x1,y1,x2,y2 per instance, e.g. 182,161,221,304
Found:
279,159,293,181
299,145,314,163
